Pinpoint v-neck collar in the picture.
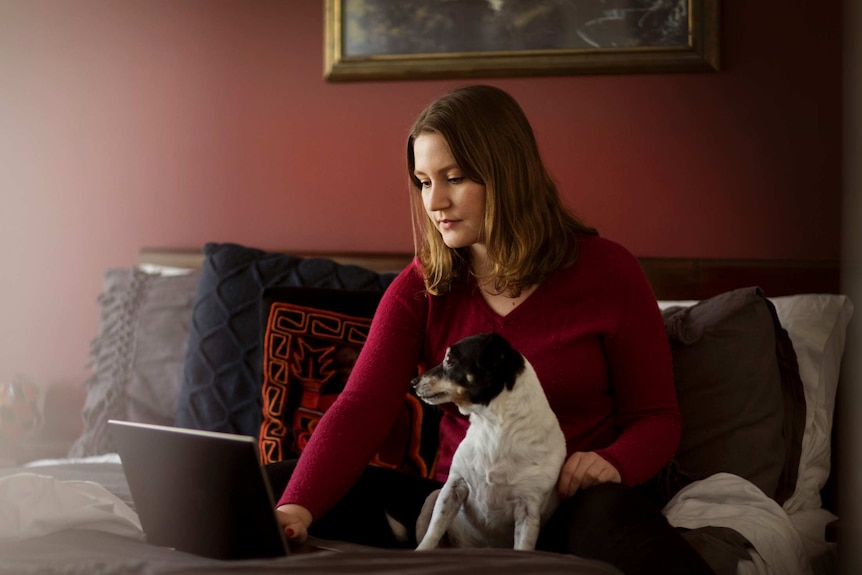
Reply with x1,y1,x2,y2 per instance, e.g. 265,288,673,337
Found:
471,276,546,322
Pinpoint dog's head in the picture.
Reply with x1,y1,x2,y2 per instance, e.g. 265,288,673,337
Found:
411,332,525,411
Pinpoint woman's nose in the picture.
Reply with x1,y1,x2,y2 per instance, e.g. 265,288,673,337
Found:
425,183,450,212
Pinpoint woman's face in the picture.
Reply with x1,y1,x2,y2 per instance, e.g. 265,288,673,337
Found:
412,132,487,251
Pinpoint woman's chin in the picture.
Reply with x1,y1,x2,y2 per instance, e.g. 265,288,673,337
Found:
439,232,479,250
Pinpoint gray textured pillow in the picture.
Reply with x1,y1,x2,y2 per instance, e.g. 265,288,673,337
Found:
69,268,201,457
661,286,805,504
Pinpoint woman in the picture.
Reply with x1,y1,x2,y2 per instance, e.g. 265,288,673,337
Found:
270,85,713,575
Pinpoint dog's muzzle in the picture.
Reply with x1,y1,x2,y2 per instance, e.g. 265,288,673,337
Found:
411,371,451,405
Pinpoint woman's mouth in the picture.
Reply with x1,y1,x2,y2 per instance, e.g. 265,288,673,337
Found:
437,219,459,230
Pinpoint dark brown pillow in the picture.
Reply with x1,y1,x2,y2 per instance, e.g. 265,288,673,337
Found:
660,287,805,505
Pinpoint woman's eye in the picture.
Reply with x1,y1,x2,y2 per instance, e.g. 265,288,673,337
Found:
448,177,463,184
419,180,431,188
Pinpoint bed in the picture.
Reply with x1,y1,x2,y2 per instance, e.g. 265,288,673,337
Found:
0,242,852,575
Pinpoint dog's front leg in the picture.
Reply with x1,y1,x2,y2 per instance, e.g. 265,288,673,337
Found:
415,477,468,550
512,498,543,551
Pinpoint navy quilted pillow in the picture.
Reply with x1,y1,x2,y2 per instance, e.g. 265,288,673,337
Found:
175,243,398,437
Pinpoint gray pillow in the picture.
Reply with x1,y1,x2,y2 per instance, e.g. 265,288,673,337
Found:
660,287,805,505
69,268,201,457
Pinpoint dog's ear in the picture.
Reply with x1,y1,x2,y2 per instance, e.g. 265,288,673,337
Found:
479,333,524,390
475,333,507,368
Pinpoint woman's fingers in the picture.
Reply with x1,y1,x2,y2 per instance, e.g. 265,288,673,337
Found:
558,452,621,498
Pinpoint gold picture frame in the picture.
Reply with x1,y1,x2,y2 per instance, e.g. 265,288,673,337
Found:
324,0,720,82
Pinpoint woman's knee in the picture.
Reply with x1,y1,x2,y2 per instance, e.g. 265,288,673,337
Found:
538,483,666,553
565,483,661,523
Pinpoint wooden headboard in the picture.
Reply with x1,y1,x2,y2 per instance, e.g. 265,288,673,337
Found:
638,257,841,299
139,248,842,299
138,248,415,276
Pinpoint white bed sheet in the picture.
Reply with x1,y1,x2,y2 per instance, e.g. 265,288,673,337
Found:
664,473,821,575
0,471,142,542
26,454,122,467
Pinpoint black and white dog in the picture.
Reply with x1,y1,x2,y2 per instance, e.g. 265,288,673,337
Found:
412,333,566,551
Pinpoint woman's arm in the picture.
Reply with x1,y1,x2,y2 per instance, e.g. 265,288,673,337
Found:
594,251,681,487
276,263,429,521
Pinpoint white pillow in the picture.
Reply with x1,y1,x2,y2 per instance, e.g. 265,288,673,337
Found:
137,264,195,276
770,294,854,513
658,294,854,513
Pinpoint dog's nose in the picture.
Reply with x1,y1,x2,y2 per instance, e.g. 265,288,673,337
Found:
410,376,420,389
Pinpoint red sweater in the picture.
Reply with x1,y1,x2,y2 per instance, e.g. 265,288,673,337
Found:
277,236,681,519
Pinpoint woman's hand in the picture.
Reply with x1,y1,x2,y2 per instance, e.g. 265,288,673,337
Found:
275,504,313,543
557,451,621,498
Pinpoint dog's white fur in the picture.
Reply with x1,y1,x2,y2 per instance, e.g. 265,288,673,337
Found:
413,334,566,551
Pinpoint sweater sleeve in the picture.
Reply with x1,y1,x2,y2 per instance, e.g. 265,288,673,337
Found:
276,263,428,519
593,251,681,486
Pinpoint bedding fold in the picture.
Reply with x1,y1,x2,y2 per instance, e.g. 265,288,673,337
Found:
0,472,143,542
664,472,813,575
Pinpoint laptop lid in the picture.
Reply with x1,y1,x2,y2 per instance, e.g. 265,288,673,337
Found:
109,419,289,560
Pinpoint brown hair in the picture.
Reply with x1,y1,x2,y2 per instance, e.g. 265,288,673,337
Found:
406,84,597,296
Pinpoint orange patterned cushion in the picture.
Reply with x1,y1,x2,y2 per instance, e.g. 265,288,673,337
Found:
259,287,440,478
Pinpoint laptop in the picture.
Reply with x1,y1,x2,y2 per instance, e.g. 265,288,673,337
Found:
108,419,290,560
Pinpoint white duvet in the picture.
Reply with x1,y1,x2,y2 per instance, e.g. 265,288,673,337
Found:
664,473,820,575
0,472,143,542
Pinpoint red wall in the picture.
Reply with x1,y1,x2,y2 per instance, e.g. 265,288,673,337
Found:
0,0,842,389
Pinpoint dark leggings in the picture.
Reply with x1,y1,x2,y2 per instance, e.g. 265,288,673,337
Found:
266,461,714,575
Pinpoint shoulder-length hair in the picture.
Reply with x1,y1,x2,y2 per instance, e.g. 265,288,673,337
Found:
406,84,597,296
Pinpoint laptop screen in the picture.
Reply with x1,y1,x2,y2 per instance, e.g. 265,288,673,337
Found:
109,420,289,560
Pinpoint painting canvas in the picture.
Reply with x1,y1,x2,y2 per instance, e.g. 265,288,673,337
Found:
325,0,720,81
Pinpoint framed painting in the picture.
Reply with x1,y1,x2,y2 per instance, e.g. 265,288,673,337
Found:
324,0,720,82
